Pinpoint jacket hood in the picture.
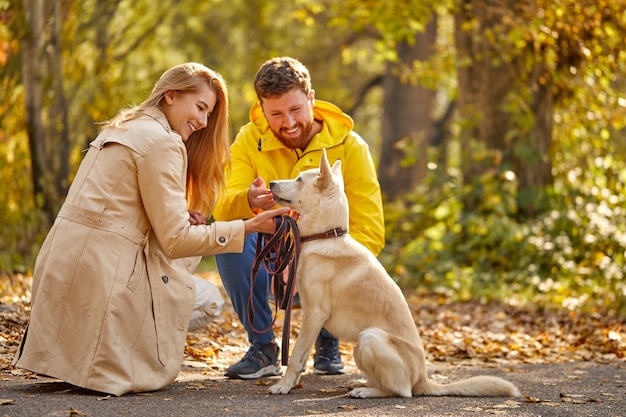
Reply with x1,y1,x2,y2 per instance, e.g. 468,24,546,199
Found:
248,99,354,151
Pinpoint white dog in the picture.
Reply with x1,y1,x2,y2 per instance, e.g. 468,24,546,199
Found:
268,149,520,399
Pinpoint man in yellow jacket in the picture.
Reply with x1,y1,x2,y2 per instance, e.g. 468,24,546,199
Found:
213,56,385,379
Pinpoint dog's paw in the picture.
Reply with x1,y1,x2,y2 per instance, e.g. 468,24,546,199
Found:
268,383,292,395
348,387,373,398
348,387,410,399
343,378,367,389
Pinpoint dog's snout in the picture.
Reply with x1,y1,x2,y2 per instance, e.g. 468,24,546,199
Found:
269,181,276,190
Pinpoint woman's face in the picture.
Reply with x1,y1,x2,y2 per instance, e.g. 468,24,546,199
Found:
161,83,216,141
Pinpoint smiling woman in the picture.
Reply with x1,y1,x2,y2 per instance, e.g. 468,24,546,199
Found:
11,62,290,397
160,86,216,141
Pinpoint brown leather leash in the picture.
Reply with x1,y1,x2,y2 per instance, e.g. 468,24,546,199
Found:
248,217,348,366
248,215,300,365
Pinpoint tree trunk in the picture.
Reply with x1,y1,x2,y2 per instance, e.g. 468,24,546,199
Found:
455,0,553,216
22,0,51,219
47,0,71,203
22,0,70,225
378,16,438,200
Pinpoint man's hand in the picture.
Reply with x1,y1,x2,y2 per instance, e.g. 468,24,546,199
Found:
248,177,276,211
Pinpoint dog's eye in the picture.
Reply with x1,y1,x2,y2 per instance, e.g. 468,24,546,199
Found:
296,177,302,182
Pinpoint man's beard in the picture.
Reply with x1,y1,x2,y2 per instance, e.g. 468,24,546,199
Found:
273,119,314,150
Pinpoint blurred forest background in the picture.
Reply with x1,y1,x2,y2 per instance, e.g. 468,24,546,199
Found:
1,0,626,314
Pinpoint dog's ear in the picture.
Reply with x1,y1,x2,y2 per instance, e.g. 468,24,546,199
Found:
318,149,333,188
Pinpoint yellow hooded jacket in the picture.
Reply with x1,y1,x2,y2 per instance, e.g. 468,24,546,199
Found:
214,99,385,255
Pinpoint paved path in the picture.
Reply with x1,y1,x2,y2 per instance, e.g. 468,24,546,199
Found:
1,360,625,416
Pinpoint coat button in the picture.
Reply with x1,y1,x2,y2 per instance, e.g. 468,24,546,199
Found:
162,275,169,284
218,236,226,244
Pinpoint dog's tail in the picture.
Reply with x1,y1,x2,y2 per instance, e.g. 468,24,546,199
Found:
416,375,521,397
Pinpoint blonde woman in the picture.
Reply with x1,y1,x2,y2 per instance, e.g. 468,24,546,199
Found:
13,63,289,396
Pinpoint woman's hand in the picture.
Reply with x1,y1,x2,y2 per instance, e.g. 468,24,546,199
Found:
188,210,207,225
244,207,291,235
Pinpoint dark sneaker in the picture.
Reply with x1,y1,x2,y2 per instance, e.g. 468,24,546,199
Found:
224,342,282,379
313,332,345,375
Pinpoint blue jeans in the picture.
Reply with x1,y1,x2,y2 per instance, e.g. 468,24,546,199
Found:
216,233,336,346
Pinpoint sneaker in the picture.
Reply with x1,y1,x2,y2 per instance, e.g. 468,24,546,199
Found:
313,332,345,375
224,342,282,380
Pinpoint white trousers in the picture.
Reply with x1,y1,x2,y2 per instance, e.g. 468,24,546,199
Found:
188,275,224,331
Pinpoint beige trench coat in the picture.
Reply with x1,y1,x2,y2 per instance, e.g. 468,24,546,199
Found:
13,108,245,396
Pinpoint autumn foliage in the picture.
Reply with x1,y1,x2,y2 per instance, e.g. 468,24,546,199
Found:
2,271,623,376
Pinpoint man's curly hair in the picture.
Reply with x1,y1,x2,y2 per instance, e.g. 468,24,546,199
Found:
254,57,311,100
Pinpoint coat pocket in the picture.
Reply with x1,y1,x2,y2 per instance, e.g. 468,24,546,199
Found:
126,245,147,293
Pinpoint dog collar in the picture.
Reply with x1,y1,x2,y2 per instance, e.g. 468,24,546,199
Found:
300,227,347,243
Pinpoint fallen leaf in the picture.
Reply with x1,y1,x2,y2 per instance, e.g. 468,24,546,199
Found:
491,400,520,409
463,406,484,411
187,382,208,390
538,400,560,407
560,393,600,403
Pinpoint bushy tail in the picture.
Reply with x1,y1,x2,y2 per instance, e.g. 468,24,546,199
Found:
417,375,521,397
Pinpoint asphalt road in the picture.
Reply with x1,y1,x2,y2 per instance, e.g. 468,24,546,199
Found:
1,360,625,417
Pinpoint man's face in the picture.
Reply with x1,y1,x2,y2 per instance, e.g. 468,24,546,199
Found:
260,88,315,150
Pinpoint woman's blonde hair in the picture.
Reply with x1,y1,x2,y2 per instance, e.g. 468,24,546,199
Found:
107,62,230,215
